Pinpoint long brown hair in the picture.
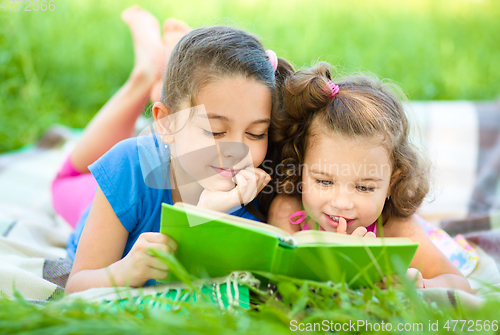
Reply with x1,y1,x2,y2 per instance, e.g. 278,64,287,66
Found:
274,62,429,219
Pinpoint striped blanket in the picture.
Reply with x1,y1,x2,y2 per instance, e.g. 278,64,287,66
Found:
0,141,73,301
411,100,500,273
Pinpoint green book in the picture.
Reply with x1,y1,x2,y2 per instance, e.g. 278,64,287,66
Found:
160,203,419,288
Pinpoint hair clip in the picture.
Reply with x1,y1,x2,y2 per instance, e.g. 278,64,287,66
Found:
326,80,340,98
265,50,278,72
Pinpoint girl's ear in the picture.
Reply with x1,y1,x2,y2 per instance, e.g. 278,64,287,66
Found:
153,102,175,145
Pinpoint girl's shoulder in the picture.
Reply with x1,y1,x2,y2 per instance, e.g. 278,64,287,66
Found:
91,135,169,187
268,194,302,233
105,135,166,165
382,214,425,239
269,194,302,215
91,137,142,173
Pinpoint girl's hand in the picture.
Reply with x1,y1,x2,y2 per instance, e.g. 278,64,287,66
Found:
336,217,376,238
110,232,177,287
197,167,271,213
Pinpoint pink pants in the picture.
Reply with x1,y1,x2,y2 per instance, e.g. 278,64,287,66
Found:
51,156,97,228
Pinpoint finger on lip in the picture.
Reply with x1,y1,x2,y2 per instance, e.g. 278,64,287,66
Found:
325,214,339,228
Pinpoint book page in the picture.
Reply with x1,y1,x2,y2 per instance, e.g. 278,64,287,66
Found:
174,202,291,239
293,230,415,246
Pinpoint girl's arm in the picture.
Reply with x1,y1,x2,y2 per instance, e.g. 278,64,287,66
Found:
65,187,174,294
267,194,303,234
384,215,472,293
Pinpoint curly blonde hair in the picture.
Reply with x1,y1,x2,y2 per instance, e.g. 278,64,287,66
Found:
273,62,429,219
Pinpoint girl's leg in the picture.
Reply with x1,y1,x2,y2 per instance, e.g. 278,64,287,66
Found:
71,6,165,173
149,18,192,103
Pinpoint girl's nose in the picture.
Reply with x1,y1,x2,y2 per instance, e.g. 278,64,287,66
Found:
218,142,249,165
330,187,354,210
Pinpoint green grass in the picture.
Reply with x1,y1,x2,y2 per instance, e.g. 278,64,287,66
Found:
2,271,500,334
2,249,500,334
1,0,499,153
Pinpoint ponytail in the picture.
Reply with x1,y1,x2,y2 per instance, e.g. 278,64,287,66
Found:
271,62,336,196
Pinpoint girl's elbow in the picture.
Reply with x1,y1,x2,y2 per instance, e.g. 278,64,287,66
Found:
65,269,90,294
64,277,78,295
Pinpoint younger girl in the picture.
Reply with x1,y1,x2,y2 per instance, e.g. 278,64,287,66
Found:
63,8,293,293
268,63,472,292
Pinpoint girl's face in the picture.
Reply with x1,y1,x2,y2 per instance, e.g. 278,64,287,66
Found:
161,77,272,192
301,130,392,233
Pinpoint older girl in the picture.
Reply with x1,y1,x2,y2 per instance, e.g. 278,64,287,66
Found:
62,7,293,293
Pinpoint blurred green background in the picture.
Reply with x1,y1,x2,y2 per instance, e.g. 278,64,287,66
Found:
1,0,499,153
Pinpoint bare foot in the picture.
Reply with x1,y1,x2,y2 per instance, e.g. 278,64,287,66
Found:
149,18,191,102
162,18,191,58
122,6,164,84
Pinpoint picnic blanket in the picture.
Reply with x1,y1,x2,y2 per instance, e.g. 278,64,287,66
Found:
0,137,74,301
1,100,500,307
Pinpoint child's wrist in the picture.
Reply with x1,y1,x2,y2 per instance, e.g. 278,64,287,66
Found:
108,261,126,287
197,194,235,213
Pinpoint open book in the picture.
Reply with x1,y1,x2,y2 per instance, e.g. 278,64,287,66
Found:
160,203,419,288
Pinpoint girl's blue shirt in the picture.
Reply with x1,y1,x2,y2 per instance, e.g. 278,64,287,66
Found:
66,134,261,262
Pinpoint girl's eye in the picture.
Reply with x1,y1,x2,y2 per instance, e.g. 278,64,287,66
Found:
203,129,225,138
316,180,333,187
246,132,267,140
357,185,375,193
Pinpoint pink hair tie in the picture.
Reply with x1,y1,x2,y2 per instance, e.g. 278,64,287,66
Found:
289,210,308,225
265,50,278,72
326,80,339,98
